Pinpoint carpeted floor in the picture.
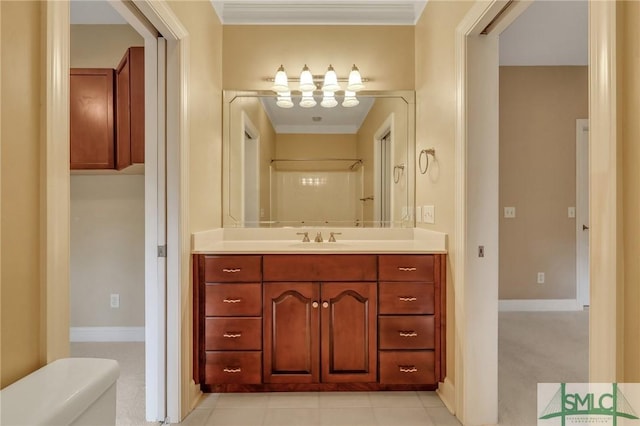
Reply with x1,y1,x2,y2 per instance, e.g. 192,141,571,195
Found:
71,310,588,425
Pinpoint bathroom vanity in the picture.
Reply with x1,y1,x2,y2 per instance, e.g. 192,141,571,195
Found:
192,228,446,392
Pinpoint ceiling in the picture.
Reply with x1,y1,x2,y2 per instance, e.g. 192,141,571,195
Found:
70,0,126,24
210,1,428,25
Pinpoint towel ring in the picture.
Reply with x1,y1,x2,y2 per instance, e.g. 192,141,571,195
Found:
419,148,436,174
393,164,405,184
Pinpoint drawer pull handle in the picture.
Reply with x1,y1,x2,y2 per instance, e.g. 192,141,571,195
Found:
223,367,241,373
399,366,418,373
398,267,417,272
222,268,241,273
398,297,417,302
223,333,242,338
223,298,242,303
399,331,418,337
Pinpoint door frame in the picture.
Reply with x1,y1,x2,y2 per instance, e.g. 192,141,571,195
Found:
576,119,589,308
453,0,617,423
373,114,394,225
240,111,260,226
45,0,190,423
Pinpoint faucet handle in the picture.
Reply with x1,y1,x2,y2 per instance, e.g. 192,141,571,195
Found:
296,232,310,242
314,232,323,243
328,232,342,242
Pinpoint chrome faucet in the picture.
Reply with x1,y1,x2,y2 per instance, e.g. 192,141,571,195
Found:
328,232,342,242
314,232,323,243
296,232,310,242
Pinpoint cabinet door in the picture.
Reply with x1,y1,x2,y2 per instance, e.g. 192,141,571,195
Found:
115,53,132,170
263,283,319,383
115,47,145,169
70,69,115,169
321,282,377,383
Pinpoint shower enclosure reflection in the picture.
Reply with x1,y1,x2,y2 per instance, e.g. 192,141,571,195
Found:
223,91,415,228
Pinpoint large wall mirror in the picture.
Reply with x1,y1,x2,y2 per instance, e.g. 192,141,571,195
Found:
223,90,415,228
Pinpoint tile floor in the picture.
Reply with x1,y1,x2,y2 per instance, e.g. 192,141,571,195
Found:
181,391,460,426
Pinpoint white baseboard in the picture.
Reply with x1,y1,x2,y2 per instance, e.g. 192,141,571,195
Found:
70,326,145,342
499,299,583,312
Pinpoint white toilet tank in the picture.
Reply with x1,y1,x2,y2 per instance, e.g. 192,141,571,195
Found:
0,358,120,426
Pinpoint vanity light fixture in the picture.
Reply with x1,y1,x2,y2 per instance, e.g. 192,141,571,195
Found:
269,64,367,108
342,90,359,107
321,91,338,108
300,91,317,108
276,91,294,108
272,65,289,92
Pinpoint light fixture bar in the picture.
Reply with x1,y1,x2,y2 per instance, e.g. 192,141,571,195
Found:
266,76,371,83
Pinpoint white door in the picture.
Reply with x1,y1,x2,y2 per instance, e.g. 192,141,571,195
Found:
576,119,590,307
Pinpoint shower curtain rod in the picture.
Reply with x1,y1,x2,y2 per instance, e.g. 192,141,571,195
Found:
271,158,363,170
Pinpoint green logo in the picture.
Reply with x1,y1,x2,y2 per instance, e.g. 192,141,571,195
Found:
539,383,639,425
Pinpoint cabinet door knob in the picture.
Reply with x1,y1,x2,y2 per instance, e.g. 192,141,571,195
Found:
312,301,319,308
322,301,329,308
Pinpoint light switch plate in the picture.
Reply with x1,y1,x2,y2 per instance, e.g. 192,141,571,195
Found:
504,207,516,218
568,207,576,218
423,205,435,224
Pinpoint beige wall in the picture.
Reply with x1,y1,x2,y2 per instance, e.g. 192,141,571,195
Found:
165,0,223,416
69,25,145,329
414,0,475,388
499,66,588,300
71,24,143,67
0,0,44,388
70,175,145,327
619,1,640,382
276,133,357,159
223,25,414,91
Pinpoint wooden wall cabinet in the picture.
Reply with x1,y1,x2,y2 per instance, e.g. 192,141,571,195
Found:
70,68,115,169
194,252,445,392
70,46,144,170
116,46,145,168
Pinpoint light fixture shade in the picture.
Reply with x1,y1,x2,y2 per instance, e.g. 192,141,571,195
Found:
322,64,341,92
276,91,294,108
272,65,289,92
299,91,317,108
342,90,359,107
347,64,364,91
321,91,338,108
298,65,315,92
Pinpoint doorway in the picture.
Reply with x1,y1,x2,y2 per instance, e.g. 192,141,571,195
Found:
242,113,260,227
374,115,394,227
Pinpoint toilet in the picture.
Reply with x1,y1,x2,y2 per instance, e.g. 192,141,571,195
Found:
0,358,119,426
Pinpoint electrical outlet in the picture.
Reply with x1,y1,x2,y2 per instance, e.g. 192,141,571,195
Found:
423,205,435,224
537,272,545,284
504,207,516,218
568,207,576,218
416,206,423,223
110,293,120,308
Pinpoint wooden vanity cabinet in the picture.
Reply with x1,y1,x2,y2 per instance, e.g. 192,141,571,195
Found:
263,255,377,385
194,252,445,392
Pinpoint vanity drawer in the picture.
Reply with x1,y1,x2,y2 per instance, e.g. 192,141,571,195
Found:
263,255,377,282
379,282,434,314
205,283,262,317
378,316,434,350
204,351,262,384
205,317,262,351
379,351,435,385
378,255,434,282
204,255,262,282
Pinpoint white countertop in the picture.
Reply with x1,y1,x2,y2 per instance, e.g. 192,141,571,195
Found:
192,228,447,254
